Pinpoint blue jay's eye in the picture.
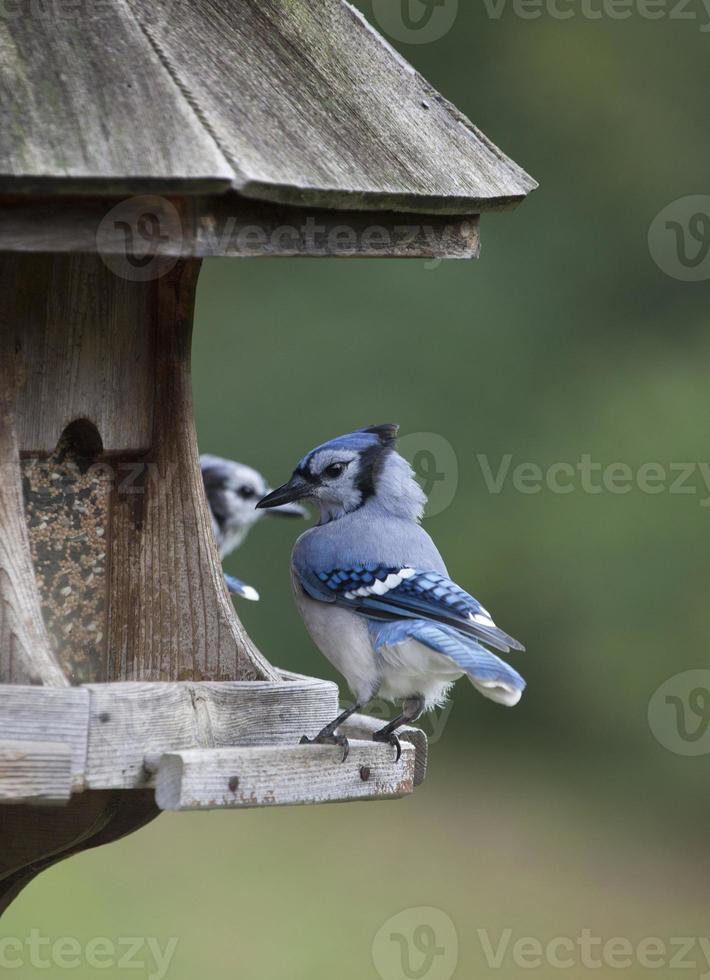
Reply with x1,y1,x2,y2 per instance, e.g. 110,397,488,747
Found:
323,462,347,480
238,485,257,500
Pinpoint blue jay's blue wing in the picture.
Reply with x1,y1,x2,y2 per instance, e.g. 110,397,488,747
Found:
296,565,524,654
224,574,260,602
369,619,525,706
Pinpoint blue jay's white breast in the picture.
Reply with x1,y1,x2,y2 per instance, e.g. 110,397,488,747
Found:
291,568,464,709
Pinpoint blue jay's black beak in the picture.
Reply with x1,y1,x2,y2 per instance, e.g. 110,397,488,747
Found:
256,477,310,511
262,491,308,518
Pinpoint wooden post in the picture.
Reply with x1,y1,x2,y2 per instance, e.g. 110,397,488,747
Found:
0,251,274,911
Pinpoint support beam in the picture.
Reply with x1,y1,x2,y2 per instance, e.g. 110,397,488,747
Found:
151,741,416,811
0,195,480,261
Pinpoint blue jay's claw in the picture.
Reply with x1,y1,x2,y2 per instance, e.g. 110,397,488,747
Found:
299,704,363,763
300,732,350,762
372,728,402,763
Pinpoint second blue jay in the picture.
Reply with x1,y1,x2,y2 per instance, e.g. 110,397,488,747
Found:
257,424,526,760
201,454,307,601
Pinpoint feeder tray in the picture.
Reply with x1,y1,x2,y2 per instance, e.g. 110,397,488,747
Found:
0,677,426,810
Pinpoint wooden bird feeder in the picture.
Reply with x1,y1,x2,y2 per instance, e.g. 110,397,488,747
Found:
0,0,536,912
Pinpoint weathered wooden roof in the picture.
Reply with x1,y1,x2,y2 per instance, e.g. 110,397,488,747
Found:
0,0,536,214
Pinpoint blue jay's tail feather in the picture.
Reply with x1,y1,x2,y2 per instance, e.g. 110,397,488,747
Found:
224,574,260,602
370,619,525,707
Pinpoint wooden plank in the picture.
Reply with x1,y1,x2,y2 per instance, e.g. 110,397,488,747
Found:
0,741,73,805
0,682,428,795
0,196,480,259
0,687,89,786
85,678,340,789
152,741,416,811
194,199,480,259
128,0,536,213
0,0,233,194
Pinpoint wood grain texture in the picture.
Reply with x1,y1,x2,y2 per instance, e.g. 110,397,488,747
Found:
0,253,155,454
105,260,279,682
0,196,481,259
0,741,73,805
0,350,67,687
1,0,535,211
0,0,233,194
152,741,416,811
128,0,536,213
85,677,340,789
0,687,88,787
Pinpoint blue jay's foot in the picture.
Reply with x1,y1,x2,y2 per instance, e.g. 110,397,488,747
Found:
372,728,403,763
300,731,350,762
371,695,426,763
299,702,363,763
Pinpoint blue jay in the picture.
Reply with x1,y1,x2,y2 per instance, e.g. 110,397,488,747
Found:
257,424,525,760
200,454,307,601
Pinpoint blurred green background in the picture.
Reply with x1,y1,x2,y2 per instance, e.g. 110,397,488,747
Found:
5,2,710,976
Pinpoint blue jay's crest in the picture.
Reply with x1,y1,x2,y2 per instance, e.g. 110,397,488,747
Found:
361,423,399,446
